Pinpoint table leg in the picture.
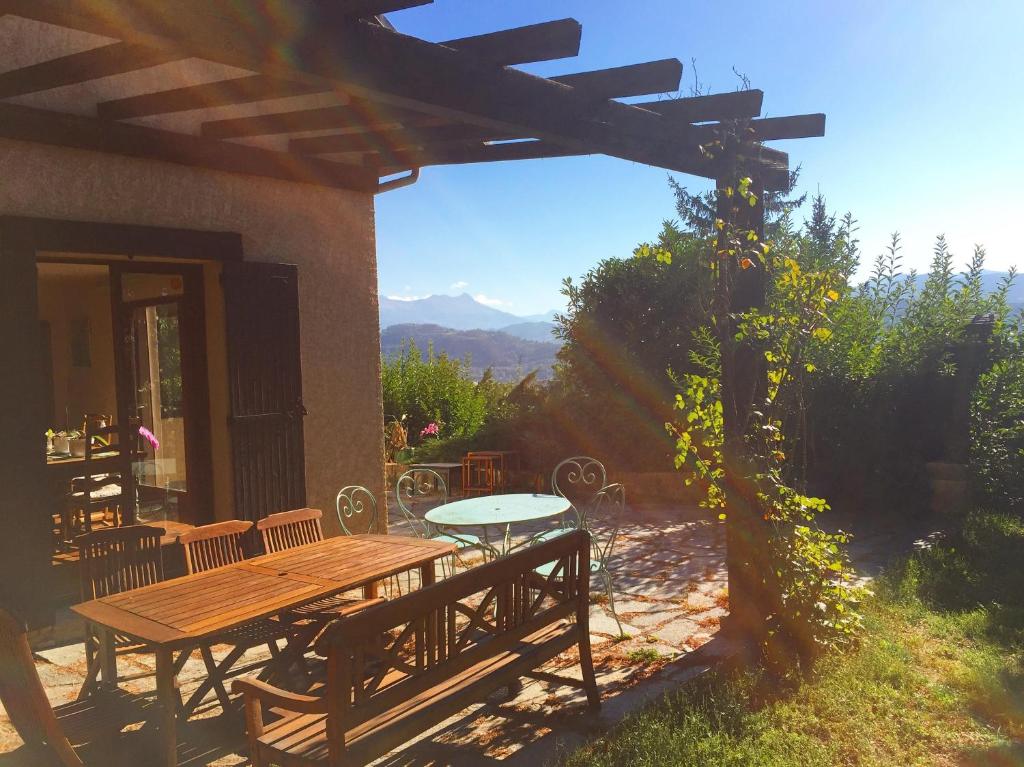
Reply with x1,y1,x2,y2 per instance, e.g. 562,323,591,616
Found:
363,580,380,599
98,627,117,686
420,560,436,589
155,647,178,767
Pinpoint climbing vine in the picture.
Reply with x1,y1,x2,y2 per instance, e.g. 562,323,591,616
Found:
651,163,864,664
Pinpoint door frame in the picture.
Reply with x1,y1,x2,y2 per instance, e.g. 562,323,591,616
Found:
1,216,242,589
110,260,213,525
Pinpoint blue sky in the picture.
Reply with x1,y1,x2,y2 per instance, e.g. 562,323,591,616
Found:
375,1,1024,316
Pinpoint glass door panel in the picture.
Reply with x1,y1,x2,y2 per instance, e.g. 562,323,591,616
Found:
126,299,189,523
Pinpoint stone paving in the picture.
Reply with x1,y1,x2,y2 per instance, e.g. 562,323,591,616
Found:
0,500,729,766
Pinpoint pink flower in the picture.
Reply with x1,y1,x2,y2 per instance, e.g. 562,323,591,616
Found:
138,425,160,451
419,422,439,438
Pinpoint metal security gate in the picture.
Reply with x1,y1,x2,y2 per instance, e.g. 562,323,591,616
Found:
223,261,306,522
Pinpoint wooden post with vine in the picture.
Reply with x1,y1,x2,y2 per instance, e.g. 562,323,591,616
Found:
714,167,778,642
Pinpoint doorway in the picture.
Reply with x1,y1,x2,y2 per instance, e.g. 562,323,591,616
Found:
112,263,212,526
37,258,214,530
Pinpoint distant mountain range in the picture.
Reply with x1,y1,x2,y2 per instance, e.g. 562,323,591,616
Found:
379,293,558,340
380,323,559,381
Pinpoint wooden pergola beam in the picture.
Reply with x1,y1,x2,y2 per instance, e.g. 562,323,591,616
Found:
330,0,432,17
736,113,826,141
202,102,440,139
201,102,439,139
551,59,682,100
291,123,500,155
3,1,790,184
372,138,788,185
634,91,764,122
373,140,586,174
440,19,582,66
0,102,378,192
0,42,185,99
97,75,329,120
214,59,683,143
96,19,583,120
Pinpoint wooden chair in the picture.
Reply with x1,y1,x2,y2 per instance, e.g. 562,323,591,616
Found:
65,423,134,538
176,520,296,715
75,525,171,698
233,530,599,767
461,453,498,497
0,607,148,767
256,507,385,621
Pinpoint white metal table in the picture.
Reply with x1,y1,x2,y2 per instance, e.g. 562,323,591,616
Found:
424,493,571,557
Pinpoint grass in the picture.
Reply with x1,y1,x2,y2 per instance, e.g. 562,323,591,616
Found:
626,648,664,664
559,511,1024,766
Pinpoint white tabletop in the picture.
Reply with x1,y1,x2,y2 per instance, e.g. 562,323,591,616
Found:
424,493,571,527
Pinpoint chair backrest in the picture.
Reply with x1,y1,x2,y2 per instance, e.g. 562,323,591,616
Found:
316,530,591,749
551,456,607,524
0,608,84,766
177,520,253,574
588,483,625,567
461,454,497,496
334,487,378,536
257,508,324,554
394,468,447,537
75,525,166,601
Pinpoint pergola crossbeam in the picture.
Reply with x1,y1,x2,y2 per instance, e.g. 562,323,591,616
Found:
439,19,582,66
97,75,329,120
94,19,585,120
551,59,683,100
0,101,378,192
0,42,185,99
0,1,815,189
634,91,764,122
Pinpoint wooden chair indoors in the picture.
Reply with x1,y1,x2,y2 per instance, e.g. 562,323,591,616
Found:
65,423,134,538
176,520,298,716
256,507,386,622
0,607,149,767
75,525,186,700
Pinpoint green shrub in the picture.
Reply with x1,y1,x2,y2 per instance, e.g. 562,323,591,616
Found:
381,341,487,442
971,356,1024,511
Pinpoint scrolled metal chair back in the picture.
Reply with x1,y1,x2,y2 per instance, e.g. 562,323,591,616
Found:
395,468,448,538
335,486,379,536
551,456,607,525
588,483,625,568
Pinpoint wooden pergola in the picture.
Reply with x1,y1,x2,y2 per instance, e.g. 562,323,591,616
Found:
0,1,825,632
0,1,824,194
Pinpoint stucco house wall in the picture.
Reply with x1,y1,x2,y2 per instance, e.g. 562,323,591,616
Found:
0,137,385,534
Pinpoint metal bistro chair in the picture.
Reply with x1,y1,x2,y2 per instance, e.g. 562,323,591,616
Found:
395,468,487,578
335,486,406,597
532,456,608,546
534,482,626,635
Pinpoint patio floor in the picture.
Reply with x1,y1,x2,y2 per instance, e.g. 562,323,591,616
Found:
0,501,728,766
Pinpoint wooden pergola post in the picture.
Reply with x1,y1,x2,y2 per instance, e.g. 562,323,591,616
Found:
715,170,776,641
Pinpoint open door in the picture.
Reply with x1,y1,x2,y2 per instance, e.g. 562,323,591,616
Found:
222,262,306,522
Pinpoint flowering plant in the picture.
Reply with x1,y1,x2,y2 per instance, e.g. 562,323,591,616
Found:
419,422,440,439
138,425,160,451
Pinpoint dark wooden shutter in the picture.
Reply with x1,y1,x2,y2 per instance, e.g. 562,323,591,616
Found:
223,262,306,522
0,220,52,626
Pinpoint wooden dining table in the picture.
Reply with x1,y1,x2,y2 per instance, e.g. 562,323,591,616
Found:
72,533,456,767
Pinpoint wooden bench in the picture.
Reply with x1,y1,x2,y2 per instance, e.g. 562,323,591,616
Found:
233,529,599,766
